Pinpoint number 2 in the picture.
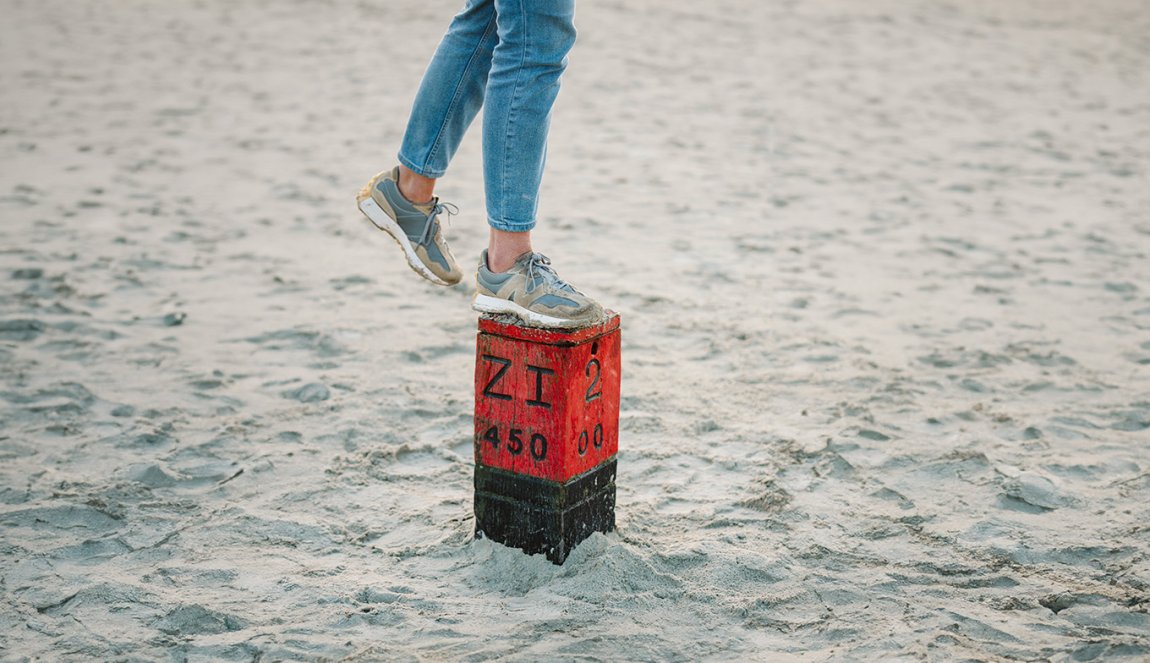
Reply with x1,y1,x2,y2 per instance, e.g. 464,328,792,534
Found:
585,359,602,402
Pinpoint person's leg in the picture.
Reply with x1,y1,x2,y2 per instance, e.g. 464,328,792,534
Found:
397,0,499,202
397,167,437,205
472,0,603,327
487,227,532,271
357,0,498,286
483,0,577,273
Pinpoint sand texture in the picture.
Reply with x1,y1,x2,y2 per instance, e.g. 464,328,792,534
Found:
2,0,1150,660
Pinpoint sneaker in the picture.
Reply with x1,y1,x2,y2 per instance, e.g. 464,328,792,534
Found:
473,250,606,328
356,166,463,286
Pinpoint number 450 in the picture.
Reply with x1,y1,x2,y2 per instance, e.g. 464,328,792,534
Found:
483,425,547,461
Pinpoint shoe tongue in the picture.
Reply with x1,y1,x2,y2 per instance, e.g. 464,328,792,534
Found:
518,252,569,289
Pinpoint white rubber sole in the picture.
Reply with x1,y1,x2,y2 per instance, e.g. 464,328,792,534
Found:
357,193,451,287
472,293,574,328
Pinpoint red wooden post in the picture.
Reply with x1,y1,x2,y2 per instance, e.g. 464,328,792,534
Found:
473,313,620,564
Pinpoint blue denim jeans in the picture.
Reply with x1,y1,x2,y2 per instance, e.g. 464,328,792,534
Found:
397,0,577,233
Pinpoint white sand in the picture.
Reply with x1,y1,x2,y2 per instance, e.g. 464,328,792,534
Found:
2,0,1149,660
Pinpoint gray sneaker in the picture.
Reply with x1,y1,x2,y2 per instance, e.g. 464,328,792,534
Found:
473,250,605,328
356,166,463,286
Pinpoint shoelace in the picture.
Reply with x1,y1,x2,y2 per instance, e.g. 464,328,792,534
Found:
420,200,459,246
524,253,571,293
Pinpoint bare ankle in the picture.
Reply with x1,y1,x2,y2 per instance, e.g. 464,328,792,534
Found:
488,228,532,272
397,165,436,204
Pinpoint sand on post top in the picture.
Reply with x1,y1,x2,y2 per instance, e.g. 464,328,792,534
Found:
1,0,1149,660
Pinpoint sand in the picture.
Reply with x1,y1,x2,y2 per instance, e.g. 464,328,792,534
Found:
2,0,1149,660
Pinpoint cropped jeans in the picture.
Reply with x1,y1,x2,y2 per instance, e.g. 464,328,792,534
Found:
397,0,577,233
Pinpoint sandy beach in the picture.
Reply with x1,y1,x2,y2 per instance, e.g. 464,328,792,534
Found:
2,0,1149,659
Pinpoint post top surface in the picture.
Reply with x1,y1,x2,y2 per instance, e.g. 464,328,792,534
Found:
477,311,620,345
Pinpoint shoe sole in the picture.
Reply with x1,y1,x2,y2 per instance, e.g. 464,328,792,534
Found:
472,293,589,328
357,175,453,287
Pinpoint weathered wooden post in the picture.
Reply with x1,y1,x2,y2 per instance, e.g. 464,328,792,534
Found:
473,313,621,564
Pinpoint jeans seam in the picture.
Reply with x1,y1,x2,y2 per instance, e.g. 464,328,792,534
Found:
488,217,535,232
420,14,498,176
397,153,442,179
497,0,530,229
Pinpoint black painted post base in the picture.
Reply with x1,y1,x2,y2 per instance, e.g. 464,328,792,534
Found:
474,458,617,565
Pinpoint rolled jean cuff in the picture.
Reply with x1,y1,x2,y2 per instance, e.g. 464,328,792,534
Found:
487,217,536,233
397,152,446,179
